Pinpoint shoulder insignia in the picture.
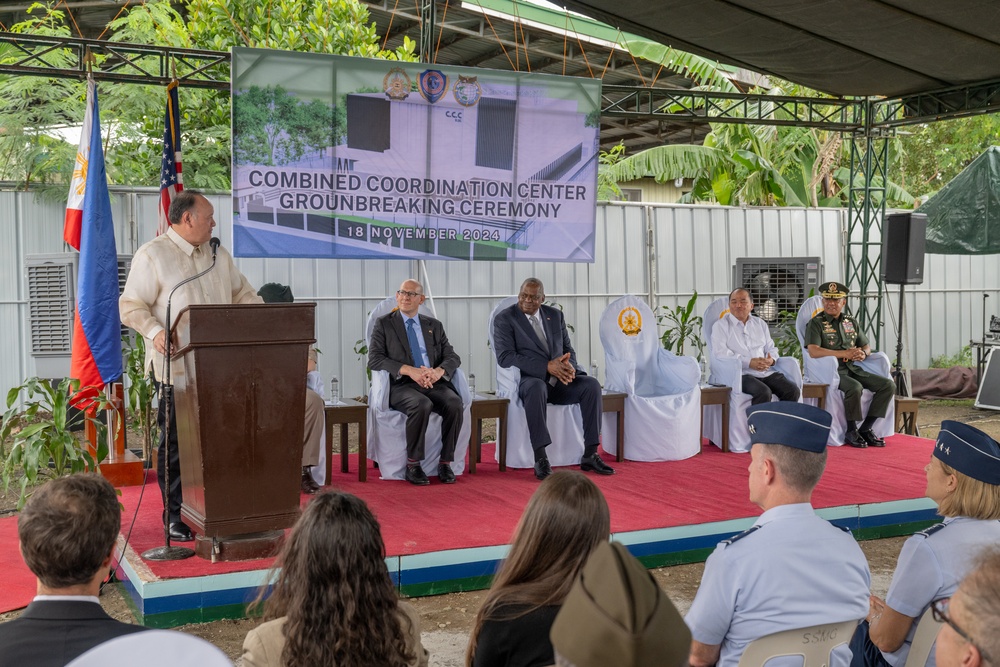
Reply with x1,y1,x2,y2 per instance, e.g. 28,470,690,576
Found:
721,525,761,547
836,524,852,533
916,522,947,538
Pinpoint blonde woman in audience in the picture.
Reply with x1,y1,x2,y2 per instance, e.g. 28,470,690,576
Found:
850,421,1000,667
242,492,428,667
466,471,611,667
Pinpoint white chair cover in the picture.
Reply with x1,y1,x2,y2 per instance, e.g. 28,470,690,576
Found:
598,295,701,461
488,297,585,468
796,295,894,447
702,297,803,453
67,630,232,667
365,295,472,480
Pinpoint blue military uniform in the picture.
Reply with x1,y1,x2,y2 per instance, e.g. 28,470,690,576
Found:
685,402,871,667
851,420,1000,667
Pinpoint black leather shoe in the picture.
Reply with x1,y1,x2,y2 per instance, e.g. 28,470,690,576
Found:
533,457,552,481
301,469,320,494
860,428,886,448
168,521,194,542
405,465,430,486
581,453,616,475
438,463,456,484
844,429,868,448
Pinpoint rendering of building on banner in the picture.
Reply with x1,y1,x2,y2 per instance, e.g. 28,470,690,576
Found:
231,48,601,262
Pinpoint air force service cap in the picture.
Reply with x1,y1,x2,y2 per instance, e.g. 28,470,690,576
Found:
820,281,849,299
933,420,1000,485
746,401,832,453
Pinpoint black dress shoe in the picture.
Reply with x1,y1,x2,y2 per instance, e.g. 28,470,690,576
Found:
533,457,552,481
860,428,886,447
405,465,430,486
301,469,320,495
438,463,456,484
844,429,868,448
581,453,616,475
168,521,194,542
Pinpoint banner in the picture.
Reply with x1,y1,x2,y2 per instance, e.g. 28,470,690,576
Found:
231,48,601,262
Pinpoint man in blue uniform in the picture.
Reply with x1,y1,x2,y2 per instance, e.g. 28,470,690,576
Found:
686,401,871,667
805,281,895,448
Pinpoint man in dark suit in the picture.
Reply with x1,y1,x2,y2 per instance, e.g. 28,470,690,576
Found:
493,277,615,480
0,474,147,666
368,278,464,486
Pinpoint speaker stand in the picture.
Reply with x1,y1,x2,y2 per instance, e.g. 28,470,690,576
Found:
892,284,908,396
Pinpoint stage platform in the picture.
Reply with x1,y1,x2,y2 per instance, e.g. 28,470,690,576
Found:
111,435,939,627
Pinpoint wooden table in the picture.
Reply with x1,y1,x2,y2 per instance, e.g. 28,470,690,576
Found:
802,382,828,411
324,399,369,482
602,391,627,462
468,394,509,472
700,385,732,452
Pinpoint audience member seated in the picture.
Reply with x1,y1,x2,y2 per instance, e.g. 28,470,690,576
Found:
242,491,428,667
257,282,324,494
686,402,870,667
0,474,147,667
850,421,1000,667
933,546,1000,667
66,630,231,667
550,541,691,667
466,471,611,667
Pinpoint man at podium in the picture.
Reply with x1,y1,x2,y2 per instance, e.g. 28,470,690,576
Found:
120,191,262,542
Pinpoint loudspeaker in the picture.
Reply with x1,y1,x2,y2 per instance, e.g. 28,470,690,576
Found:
881,213,927,284
976,348,1000,411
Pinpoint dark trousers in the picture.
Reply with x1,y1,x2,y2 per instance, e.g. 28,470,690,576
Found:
742,372,800,405
838,364,896,422
849,621,892,667
519,374,602,454
155,382,182,524
388,381,463,462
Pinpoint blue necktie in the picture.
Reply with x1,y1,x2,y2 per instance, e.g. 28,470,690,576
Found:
406,319,425,367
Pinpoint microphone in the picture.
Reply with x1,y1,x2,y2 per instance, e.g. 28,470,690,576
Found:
210,237,220,259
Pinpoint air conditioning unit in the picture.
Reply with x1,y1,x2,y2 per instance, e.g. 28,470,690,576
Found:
733,257,821,326
25,253,132,379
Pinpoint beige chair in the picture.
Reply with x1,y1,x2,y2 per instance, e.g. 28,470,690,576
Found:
904,608,943,667
737,620,858,667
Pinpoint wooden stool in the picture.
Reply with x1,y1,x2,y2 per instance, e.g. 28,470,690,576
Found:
894,397,921,436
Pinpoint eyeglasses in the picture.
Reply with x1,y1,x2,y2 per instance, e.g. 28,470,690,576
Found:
932,599,990,661
518,293,544,303
396,290,422,299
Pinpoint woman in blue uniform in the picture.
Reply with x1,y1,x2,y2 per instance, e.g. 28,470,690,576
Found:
851,420,1000,667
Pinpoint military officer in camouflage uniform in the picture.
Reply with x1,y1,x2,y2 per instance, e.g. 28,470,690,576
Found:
805,281,895,448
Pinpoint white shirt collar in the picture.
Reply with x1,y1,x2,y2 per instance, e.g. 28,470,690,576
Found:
33,594,101,604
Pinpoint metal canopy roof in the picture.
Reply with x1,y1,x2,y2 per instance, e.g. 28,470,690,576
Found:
554,0,1000,98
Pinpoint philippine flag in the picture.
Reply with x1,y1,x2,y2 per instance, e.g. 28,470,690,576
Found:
68,79,123,402
63,78,97,250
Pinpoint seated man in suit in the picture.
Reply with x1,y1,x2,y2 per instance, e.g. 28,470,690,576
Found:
257,282,323,494
712,288,800,405
686,402,870,667
805,281,895,448
492,277,614,480
0,474,147,666
368,278,464,486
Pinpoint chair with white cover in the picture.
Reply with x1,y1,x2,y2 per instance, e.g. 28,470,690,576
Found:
598,295,701,461
488,297,586,469
795,295,894,447
702,296,803,453
67,630,232,667
904,607,943,667
365,295,473,480
736,620,859,667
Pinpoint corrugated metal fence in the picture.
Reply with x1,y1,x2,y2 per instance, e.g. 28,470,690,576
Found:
2,189,996,403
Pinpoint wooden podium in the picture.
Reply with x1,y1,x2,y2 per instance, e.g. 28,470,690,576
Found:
171,303,315,560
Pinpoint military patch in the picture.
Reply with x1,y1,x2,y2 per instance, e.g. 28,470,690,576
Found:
383,67,411,101
917,522,947,537
418,69,448,104
453,75,482,107
618,306,641,336
721,524,761,547
843,320,856,335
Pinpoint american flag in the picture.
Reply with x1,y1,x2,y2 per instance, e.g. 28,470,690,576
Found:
157,80,183,236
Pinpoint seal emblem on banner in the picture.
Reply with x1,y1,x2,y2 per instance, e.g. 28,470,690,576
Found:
418,69,448,104
453,75,481,107
383,67,411,101
618,307,642,336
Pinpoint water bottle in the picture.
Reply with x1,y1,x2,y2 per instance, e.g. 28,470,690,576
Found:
590,362,599,386
330,375,339,404
468,373,476,398
698,355,708,384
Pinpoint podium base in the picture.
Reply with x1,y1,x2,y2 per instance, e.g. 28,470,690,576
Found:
142,545,196,561
194,530,285,562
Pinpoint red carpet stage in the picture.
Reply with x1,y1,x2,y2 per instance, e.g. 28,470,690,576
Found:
3,435,940,625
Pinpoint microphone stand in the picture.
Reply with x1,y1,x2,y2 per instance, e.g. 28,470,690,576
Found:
143,237,220,562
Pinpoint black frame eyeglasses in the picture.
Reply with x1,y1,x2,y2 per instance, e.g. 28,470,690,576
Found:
932,599,990,662
396,290,422,298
